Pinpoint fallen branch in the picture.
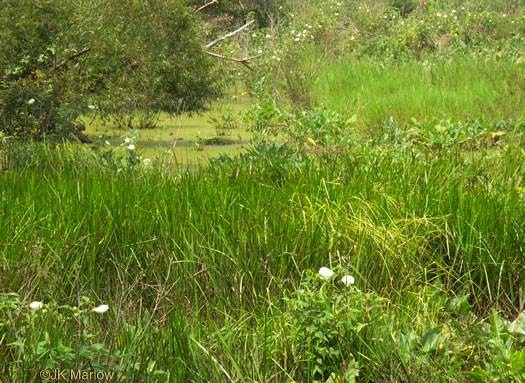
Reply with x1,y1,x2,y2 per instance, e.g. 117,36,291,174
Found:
195,0,219,13
205,51,262,71
50,48,91,73
205,20,254,49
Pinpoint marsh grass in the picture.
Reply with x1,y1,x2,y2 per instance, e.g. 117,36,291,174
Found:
1,141,523,381
308,56,524,130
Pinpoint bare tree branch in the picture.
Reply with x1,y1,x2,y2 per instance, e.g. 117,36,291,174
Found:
205,51,263,71
205,20,254,49
195,0,219,13
50,48,91,73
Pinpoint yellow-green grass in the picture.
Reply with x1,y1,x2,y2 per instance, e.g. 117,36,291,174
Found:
309,55,525,130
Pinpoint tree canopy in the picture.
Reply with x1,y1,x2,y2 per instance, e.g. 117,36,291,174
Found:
0,0,222,139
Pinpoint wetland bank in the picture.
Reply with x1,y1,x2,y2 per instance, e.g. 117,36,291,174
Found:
1,1,524,382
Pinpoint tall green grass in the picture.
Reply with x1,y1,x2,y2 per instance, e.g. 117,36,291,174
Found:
309,56,524,129
1,143,523,381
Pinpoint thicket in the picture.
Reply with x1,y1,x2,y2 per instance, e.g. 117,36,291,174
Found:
0,0,220,141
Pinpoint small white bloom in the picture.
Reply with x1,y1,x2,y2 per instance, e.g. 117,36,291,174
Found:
319,267,334,280
295,37,300,41
27,98,35,105
351,35,355,40
437,13,441,17
252,33,257,37
341,275,355,286
276,57,281,61
258,50,263,54
124,137,131,144
93,304,109,313
30,301,43,310
105,140,110,146
143,158,151,165
127,144,135,151
88,105,96,110
265,34,271,38
272,55,276,59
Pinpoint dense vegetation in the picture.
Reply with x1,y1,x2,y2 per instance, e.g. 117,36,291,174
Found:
1,0,524,382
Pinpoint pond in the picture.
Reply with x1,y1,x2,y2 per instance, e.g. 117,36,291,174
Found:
83,96,253,165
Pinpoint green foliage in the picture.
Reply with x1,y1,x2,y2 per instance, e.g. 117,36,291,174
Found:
1,293,117,380
375,116,524,150
0,73,83,141
0,0,221,141
90,131,147,174
208,111,240,136
283,107,356,151
284,267,385,382
1,140,524,380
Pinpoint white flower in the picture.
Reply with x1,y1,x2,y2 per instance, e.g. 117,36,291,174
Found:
93,304,109,313
341,275,355,286
295,37,300,41
124,137,131,144
252,33,257,37
437,13,442,17
30,301,43,310
105,140,110,146
143,158,151,165
351,35,355,40
265,34,271,38
27,98,35,105
258,50,263,54
127,144,135,151
88,105,96,110
319,267,334,280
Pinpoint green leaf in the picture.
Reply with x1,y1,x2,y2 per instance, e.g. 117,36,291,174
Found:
510,349,525,375
343,354,359,383
419,327,441,353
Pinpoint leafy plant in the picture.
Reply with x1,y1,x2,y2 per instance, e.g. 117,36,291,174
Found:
284,266,387,382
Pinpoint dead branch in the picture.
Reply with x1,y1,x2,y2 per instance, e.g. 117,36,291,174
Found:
195,0,219,13
205,20,254,49
205,51,262,71
50,48,91,73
